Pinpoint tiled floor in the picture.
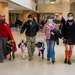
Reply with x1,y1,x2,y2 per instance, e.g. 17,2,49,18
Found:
0,29,75,75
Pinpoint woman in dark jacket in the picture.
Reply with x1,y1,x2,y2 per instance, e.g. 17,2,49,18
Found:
62,13,75,65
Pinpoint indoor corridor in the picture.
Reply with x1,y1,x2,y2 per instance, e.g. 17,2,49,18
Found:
0,29,75,75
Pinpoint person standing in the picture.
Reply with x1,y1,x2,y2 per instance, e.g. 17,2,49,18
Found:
62,13,75,65
43,16,58,64
0,35,4,63
20,14,39,61
60,17,65,30
0,15,17,62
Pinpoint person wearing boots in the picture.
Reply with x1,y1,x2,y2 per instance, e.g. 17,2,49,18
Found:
0,15,17,61
62,13,75,65
0,36,4,63
20,14,39,61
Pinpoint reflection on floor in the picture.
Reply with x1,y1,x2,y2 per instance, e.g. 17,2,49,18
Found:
0,29,75,75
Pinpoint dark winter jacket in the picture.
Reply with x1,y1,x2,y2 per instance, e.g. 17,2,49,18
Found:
62,20,75,38
20,19,39,37
50,29,61,41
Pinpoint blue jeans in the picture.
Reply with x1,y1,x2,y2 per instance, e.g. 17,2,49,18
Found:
46,39,55,61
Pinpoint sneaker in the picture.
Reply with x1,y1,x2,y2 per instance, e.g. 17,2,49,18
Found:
52,61,55,64
64,58,67,64
68,60,72,65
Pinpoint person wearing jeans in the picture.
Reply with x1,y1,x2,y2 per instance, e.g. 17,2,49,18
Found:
46,39,55,62
43,16,58,64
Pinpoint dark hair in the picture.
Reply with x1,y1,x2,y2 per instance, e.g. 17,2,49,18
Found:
28,14,33,18
67,12,73,17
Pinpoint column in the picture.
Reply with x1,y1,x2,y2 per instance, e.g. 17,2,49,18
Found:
62,0,70,19
12,13,16,23
22,10,32,23
0,2,9,23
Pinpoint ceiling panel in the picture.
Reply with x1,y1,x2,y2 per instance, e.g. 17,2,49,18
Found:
38,0,62,4
8,2,28,10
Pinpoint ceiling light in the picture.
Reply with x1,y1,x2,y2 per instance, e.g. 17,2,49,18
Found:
50,1,55,4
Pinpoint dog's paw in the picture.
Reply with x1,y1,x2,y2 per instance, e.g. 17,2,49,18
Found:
38,53,40,56
9,58,11,60
42,57,44,59
13,56,15,59
22,56,25,59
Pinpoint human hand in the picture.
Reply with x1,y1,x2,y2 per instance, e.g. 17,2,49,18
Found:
20,33,23,36
44,36,47,41
62,37,65,40
50,32,55,35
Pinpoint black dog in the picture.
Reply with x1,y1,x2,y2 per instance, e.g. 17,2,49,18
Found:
7,40,15,60
35,40,45,59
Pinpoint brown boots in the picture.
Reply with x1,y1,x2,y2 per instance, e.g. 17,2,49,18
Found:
64,51,72,65
64,51,68,64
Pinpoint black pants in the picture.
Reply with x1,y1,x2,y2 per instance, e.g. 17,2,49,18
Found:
2,38,8,58
0,36,4,62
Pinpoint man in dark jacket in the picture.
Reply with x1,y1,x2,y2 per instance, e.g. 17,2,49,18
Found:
60,17,65,30
20,14,39,61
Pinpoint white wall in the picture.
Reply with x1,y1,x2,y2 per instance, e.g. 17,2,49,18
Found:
0,2,9,23
38,4,62,13
62,0,70,18
70,3,75,19
9,0,36,11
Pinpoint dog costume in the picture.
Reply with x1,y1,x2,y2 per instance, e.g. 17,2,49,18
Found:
35,40,45,59
7,40,15,60
18,40,26,58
